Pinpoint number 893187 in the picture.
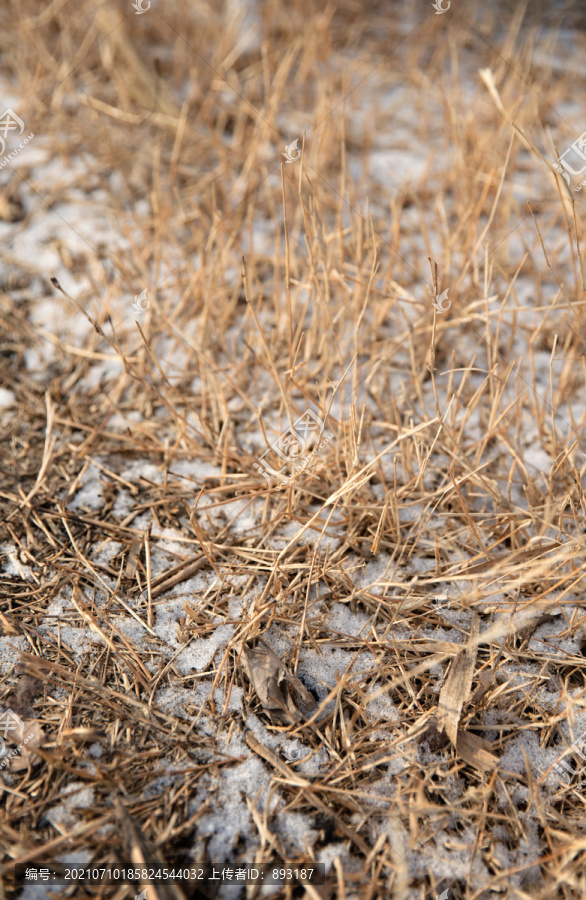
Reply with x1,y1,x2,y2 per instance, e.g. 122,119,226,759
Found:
272,869,314,881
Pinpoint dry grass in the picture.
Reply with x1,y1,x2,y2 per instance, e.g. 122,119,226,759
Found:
1,0,586,898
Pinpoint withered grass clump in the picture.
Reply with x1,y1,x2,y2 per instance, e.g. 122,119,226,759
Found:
1,1,586,898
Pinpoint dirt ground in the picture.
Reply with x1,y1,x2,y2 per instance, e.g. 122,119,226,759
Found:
1,1,586,898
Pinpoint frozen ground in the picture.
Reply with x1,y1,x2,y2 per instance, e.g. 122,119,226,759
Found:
2,2,586,899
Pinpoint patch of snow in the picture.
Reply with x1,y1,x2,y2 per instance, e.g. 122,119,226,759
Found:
0,388,16,408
